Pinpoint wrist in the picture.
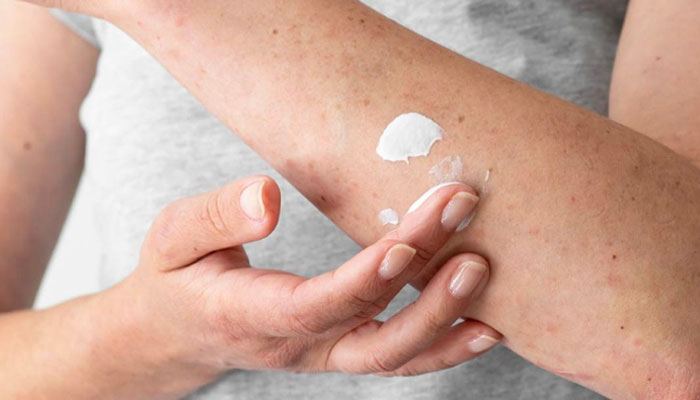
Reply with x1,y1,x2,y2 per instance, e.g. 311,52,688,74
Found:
85,277,221,399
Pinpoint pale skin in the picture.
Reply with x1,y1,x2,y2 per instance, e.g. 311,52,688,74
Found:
3,0,700,399
0,3,501,400
610,0,700,166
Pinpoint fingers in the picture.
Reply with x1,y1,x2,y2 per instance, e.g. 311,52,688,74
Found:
383,183,479,294
141,175,281,271
326,253,491,374
379,320,501,377
391,182,479,258
281,183,479,336
286,240,416,335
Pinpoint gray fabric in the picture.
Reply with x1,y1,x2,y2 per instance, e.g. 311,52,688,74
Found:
49,1,627,398
48,8,100,48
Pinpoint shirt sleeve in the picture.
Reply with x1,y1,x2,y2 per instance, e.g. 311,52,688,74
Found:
48,9,100,49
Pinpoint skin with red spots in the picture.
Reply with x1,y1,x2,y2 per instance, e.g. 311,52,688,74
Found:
14,0,700,398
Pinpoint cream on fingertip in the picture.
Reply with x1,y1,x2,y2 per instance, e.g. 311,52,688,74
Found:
406,182,465,214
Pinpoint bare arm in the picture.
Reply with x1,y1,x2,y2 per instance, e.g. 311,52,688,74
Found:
0,2,94,311
0,2,111,397
610,0,700,165
31,0,700,398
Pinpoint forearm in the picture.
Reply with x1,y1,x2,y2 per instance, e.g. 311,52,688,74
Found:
29,0,700,397
0,295,110,399
0,1,94,311
610,0,700,165
0,286,216,400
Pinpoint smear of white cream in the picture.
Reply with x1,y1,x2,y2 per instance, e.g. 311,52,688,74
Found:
378,208,399,225
430,155,463,183
376,113,444,163
406,182,463,214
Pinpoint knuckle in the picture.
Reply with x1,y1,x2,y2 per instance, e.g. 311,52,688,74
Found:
288,309,328,336
353,297,390,321
342,290,374,311
422,309,446,334
411,244,435,267
365,349,402,373
149,202,185,261
202,190,231,235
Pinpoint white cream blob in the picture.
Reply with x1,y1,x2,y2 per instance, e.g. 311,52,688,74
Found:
376,113,444,163
430,155,463,183
378,208,399,225
406,182,463,214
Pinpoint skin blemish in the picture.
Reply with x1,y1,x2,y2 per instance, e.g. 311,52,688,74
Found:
458,115,465,123
655,56,662,61
272,29,279,35
22,141,31,151
570,196,576,203
321,196,327,202
612,254,617,260
620,325,625,330
607,273,623,287
174,16,184,27
363,99,371,106
360,18,365,24
347,16,354,21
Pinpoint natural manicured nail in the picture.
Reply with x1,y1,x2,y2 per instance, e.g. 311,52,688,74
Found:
449,261,488,298
240,180,266,220
467,334,500,353
441,192,479,231
379,244,416,280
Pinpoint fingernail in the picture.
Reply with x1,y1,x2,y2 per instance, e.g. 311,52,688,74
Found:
449,261,487,298
379,244,416,280
240,180,266,220
467,334,500,353
441,192,479,231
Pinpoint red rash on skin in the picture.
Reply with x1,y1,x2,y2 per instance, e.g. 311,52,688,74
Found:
607,273,623,288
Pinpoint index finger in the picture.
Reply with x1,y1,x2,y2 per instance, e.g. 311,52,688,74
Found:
285,183,479,335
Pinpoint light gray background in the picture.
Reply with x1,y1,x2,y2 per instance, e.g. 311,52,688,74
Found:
35,178,100,308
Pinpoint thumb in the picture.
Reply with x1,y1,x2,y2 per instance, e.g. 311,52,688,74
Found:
141,175,281,271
